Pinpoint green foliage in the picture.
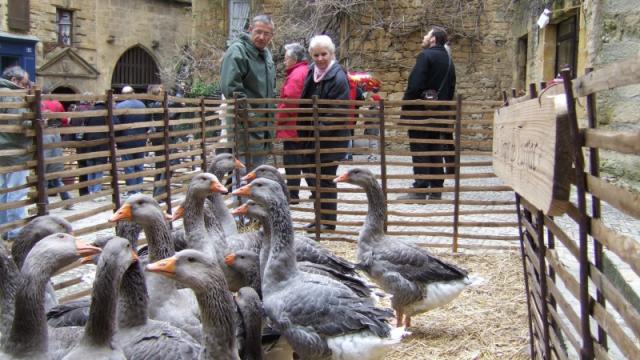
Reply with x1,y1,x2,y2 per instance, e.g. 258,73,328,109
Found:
187,80,220,98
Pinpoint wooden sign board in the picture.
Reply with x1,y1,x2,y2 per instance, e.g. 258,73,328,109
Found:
493,94,571,216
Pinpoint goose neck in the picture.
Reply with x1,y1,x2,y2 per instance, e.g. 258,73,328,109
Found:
6,268,50,355
118,262,149,328
141,213,174,262
196,276,239,360
362,179,386,242
263,200,298,286
84,258,126,346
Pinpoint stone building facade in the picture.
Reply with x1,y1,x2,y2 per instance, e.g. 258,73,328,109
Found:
0,0,192,94
508,0,640,187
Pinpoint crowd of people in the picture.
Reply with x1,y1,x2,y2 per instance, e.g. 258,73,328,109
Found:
0,14,456,238
219,15,456,230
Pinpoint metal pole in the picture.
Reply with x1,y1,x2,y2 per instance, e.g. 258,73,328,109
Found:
378,98,388,232
452,95,462,252
200,97,207,170
32,88,48,216
561,69,594,360
537,210,551,359
106,90,121,210
162,91,172,215
585,67,607,350
312,95,322,240
516,194,536,359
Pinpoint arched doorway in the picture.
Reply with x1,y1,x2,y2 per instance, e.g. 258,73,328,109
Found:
111,46,160,93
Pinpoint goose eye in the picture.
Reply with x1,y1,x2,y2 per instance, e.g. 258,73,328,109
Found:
187,257,195,262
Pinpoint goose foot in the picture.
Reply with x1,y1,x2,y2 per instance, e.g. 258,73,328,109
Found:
395,310,404,327
404,316,412,328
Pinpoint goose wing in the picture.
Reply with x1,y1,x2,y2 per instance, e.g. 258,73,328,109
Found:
372,242,468,283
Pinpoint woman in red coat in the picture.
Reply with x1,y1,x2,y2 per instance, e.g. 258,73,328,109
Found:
276,43,308,203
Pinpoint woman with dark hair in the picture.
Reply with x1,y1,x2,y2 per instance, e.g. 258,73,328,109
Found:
299,35,351,232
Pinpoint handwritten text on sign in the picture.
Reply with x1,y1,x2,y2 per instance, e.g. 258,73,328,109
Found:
493,95,571,216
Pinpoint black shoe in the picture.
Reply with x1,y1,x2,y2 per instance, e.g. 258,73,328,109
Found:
428,193,442,200
396,192,427,201
304,223,335,232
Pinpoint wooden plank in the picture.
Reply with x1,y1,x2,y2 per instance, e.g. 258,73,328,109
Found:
493,94,571,215
591,218,640,278
588,262,640,339
591,300,639,359
586,174,640,219
582,128,640,155
572,53,640,97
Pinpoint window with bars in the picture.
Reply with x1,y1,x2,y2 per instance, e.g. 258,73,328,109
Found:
57,9,73,47
228,0,251,39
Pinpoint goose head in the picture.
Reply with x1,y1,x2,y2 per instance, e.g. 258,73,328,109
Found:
224,250,259,275
334,167,378,187
109,194,172,226
188,172,229,199
81,235,139,268
242,164,282,183
232,178,287,207
146,249,218,293
208,153,245,175
12,215,74,268
23,233,101,274
231,200,267,222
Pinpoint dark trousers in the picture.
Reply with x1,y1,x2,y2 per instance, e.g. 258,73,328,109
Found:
408,126,454,189
304,164,338,223
282,140,306,200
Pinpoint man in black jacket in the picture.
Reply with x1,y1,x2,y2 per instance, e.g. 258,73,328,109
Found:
398,26,456,201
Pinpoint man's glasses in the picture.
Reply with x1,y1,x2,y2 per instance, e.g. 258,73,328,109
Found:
253,29,273,38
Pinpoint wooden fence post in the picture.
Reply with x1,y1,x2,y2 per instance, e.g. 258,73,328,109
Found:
452,95,462,252
32,88,48,216
106,89,121,210
200,97,207,170
378,98,388,232
560,69,594,360
312,95,322,240
162,91,172,215
241,99,251,170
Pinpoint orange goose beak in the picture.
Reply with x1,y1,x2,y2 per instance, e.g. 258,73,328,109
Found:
231,203,249,216
109,203,132,222
235,159,246,169
210,179,228,194
232,183,252,197
224,253,236,265
171,206,184,221
80,255,96,265
333,173,349,183
75,240,102,258
146,257,177,277
241,171,256,182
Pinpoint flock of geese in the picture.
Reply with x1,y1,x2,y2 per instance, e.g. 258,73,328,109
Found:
0,153,482,359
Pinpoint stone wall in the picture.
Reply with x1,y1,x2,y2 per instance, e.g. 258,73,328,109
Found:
2,0,192,93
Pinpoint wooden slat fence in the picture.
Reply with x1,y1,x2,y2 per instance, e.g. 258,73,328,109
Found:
506,53,640,359
1,89,515,301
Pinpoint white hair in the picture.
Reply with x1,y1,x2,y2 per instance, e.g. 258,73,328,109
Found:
285,43,306,62
308,35,335,55
122,85,134,94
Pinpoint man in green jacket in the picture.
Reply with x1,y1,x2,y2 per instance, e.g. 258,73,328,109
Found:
0,65,32,240
220,14,276,169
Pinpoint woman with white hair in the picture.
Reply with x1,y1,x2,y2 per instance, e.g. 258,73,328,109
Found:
277,43,309,203
299,35,351,232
